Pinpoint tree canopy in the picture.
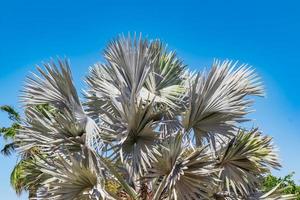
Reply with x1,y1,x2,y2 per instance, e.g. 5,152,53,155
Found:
1,34,297,200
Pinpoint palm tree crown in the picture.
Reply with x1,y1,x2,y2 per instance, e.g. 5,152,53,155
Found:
14,34,295,200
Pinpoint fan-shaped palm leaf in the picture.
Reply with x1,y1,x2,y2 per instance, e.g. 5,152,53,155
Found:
103,33,156,100
146,133,216,200
142,41,187,109
115,101,161,178
35,148,112,200
20,59,106,153
16,107,85,153
182,60,264,145
85,34,157,119
21,59,84,119
216,129,280,196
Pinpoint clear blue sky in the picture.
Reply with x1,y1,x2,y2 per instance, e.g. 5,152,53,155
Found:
0,0,299,199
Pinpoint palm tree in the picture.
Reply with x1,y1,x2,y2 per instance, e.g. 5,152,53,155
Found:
1,105,52,198
0,105,28,195
14,34,296,199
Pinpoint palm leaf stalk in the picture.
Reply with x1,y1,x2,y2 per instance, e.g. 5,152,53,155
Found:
10,34,295,199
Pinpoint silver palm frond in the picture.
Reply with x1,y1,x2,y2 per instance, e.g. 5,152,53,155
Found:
216,129,280,196
142,40,187,109
103,33,156,101
84,34,157,121
36,148,113,200
182,60,264,145
116,101,162,178
145,133,216,200
84,64,121,120
16,106,85,153
21,59,85,121
87,94,162,179
20,59,105,153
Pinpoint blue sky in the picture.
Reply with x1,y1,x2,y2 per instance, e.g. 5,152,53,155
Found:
0,0,299,199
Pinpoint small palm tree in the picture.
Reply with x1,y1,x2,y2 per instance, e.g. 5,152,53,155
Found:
0,105,47,198
14,34,296,199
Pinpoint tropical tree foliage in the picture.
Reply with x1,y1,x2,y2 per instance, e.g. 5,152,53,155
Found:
0,105,49,197
10,34,296,199
0,105,21,155
262,173,300,200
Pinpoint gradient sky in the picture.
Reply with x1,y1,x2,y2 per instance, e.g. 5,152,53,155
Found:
1,0,300,199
